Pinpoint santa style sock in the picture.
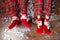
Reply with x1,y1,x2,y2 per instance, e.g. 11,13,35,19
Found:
43,0,51,34
8,16,20,30
36,26,43,34
36,15,43,34
8,20,19,29
21,11,32,28
43,25,51,34
44,15,51,34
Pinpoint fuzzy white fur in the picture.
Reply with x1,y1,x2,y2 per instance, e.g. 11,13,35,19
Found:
44,20,50,29
37,21,42,28
20,15,28,21
11,16,19,23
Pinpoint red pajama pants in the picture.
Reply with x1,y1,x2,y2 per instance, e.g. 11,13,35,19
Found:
33,0,52,34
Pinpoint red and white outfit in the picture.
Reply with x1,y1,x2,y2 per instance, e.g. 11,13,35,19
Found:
34,0,51,34
5,0,52,34
43,0,51,34
5,0,32,30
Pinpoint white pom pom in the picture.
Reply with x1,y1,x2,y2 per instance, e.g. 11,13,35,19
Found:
37,15,40,19
45,15,49,19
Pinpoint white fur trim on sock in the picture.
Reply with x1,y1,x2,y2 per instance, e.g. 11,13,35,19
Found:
37,21,42,28
21,15,28,21
12,16,18,20
37,15,40,19
45,15,49,19
11,16,18,23
44,21,50,29
21,15,27,19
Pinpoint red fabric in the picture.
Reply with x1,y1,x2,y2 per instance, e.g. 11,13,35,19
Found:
21,11,27,15
5,1,9,5
5,12,17,16
21,19,32,28
17,20,21,25
9,0,15,2
34,0,43,3
39,0,43,2
37,15,41,21
34,8,42,13
44,0,51,16
43,25,51,34
44,8,51,13
37,18,41,21
46,19,49,22
18,0,21,2
44,3,51,7
36,15,42,34
19,5,27,10
8,20,20,30
10,7,15,11
34,0,43,17
11,12,17,16
36,26,43,34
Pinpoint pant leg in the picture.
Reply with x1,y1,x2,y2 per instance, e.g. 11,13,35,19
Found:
33,0,43,34
44,0,52,16
5,0,17,16
18,0,28,14
5,0,20,29
18,0,32,28
43,0,52,34
33,0,43,26
33,0,43,16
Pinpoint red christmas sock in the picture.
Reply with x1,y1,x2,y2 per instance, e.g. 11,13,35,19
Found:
21,19,32,28
8,20,20,30
44,15,51,34
36,15,43,34
36,26,43,34
8,16,20,30
21,11,32,28
43,25,51,34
